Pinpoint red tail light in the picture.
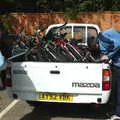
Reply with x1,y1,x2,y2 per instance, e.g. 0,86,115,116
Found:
5,67,12,87
102,69,111,90
102,81,110,90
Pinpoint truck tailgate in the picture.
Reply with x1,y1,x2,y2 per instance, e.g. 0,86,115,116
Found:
11,62,103,94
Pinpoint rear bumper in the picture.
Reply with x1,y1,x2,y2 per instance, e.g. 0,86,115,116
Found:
7,88,111,104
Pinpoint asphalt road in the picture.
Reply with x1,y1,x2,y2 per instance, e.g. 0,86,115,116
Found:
0,90,113,120
0,90,12,112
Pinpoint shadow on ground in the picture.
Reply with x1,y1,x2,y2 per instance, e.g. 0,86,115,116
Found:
20,102,114,120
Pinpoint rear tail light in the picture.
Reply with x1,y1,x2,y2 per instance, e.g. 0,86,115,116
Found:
102,69,111,90
5,66,12,87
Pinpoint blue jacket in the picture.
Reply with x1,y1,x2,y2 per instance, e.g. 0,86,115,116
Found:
0,51,5,70
98,28,120,67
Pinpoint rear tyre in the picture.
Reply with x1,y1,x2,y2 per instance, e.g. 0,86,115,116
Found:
104,76,116,115
90,75,116,116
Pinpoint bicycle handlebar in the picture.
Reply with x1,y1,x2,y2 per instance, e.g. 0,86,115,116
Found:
95,59,111,63
57,22,67,29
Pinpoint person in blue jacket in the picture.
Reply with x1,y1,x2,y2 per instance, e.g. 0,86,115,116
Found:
0,51,6,90
0,51,6,71
0,23,7,90
98,15,120,120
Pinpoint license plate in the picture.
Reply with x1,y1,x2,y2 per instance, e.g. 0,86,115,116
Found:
39,93,73,102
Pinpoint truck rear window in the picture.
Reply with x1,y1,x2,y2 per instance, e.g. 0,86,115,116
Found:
46,26,72,40
87,27,98,41
73,26,86,43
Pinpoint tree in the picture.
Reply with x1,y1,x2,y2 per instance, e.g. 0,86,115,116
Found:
0,0,120,18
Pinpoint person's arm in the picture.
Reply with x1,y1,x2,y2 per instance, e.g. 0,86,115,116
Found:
98,32,116,59
0,51,6,71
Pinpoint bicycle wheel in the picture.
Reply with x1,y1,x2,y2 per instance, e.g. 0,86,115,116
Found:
58,47,74,62
66,44,83,62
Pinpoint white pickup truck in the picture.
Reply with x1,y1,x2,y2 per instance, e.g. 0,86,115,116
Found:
6,24,111,105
